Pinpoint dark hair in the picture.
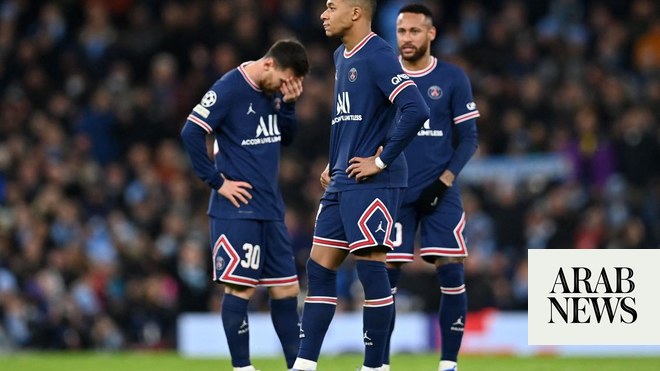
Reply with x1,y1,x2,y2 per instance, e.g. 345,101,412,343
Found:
398,3,433,19
265,39,310,77
347,0,377,19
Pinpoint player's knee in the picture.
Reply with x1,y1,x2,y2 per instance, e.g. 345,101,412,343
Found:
435,256,465,268
353,246,389,262
309,245,347,270
386,261,404,270
269,283,300,299
224,284,256,299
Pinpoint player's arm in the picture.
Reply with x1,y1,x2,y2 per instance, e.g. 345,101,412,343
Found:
347,52,429,180
277,77,303,146
373,50,429,167
180,85,253,207
416,70,479,214
446,70,479,178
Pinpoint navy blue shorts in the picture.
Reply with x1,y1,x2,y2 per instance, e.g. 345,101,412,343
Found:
387,187,468,263
210,218,298,287
313,188,403,253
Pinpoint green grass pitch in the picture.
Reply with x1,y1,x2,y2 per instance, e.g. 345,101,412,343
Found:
2,353,659,371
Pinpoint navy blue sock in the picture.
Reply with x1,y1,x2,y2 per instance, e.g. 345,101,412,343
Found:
297,259,337,362
437,263,467,362
383,267,401,366
357,260,394,369
270,297,300,369
221,294,251,367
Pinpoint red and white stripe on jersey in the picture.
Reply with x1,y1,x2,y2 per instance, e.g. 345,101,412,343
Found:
386,253,414,263
389,80,417,103
441,284,466,295
400,56,438,77
213,234,259,287
364,295,394,308
304,296,338,305
419,212,468,257
313,236,349,250
187,114,213,134
349,198,395,252
453,110,480,125
343,32,377,59
259,275,298,287
238,62,262,92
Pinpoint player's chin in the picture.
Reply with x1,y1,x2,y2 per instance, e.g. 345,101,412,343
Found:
400,51,416,61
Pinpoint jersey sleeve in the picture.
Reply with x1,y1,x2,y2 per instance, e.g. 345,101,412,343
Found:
450,69,480,125
369,48,429,166
185,79,233,133
370,47,417,103
180,79,233,191
447,69,479,176
277,99,297,146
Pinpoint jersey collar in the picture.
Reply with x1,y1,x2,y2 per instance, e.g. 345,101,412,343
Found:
399,56,437,77
238,62,262,92
343,32,377,59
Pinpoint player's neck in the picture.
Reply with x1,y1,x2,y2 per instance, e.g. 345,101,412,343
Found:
342,23,372,52
401,53,432,71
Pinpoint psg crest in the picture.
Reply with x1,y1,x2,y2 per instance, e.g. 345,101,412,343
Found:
215,255,225,270
348,67,358,82
428,85,442,100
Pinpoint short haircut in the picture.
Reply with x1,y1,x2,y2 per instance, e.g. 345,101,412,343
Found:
347,0,377,19
399,3,433,20
265,39,310,77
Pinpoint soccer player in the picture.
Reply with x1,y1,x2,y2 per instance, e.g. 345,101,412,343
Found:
180,39,309,371
292,1,429,371
383,4,479,371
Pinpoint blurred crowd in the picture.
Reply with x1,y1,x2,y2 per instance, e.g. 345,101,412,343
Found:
0,0,658,350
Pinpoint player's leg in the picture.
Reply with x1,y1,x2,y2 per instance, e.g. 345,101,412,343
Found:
382,205,418,370
294,194,349,371
419,190,468,371
262,221,302,370
343,189,402,371
223,284,257,371
434,255,466,371
210,218,263,370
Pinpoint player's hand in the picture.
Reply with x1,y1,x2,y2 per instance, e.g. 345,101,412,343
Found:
320,164,330,190
415,177,450,215
346,146,384,182
281,76,304,103
218,179,253,208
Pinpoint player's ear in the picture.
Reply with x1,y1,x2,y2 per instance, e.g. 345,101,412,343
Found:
429,26,437,42
351,7,360,21
263,57,275,71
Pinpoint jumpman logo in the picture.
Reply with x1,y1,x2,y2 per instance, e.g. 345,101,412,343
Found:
453,316,464,326
375,221,386,233
363,331,372,341
247,103,256,115
238,318,249,334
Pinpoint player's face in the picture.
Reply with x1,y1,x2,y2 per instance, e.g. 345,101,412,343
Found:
262,65,296,94
396,12,435,62
320,0,355,37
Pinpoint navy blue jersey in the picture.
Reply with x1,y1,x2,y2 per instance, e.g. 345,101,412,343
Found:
326,33,428,192
400,57,479,204
181,63,296,220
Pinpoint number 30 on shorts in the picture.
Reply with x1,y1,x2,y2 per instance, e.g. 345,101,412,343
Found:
392,222,402,248
241,243,261,270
